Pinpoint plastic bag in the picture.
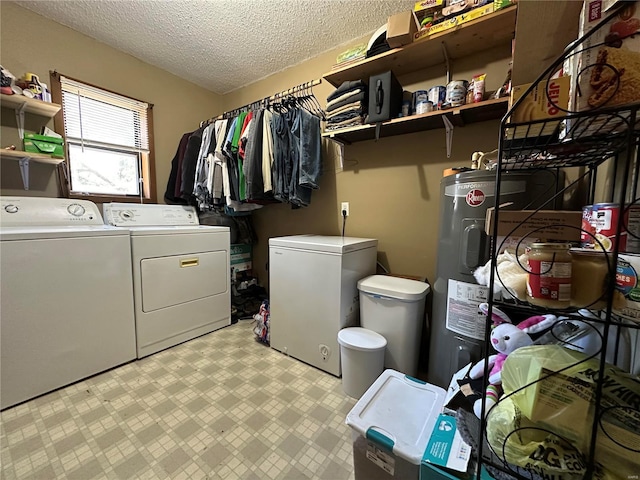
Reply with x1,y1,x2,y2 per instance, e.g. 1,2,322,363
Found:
492,345,640,478
486,396,613,480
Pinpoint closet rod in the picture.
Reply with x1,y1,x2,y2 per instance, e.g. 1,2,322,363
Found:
201,78,322,126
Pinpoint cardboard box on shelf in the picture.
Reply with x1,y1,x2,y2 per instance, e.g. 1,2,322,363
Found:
575,0,640,112
414,3,495,41
387,10,420,48
485,206,582,244
23,133,64,157
507,75,570,139
413,0,445,32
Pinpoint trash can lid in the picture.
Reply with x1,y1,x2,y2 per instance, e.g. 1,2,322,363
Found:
358,275,430,301
338,327,387,351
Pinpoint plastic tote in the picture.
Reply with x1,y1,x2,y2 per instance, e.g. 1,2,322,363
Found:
346,369,445,480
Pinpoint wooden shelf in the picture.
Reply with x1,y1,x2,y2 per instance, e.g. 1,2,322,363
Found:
323,6,517,87
1,149,64,190
322,97,509,143
0,93,61,117
1,149,64,165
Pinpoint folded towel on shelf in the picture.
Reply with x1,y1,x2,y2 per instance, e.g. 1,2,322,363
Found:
326,90,365,112
326,80,365,102
326,101,363,119
325,116,364,130
326,109,362,124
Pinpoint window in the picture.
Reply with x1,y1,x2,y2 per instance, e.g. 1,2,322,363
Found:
50,72,156,202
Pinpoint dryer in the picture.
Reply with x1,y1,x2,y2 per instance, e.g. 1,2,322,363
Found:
0,197,136,409
103,203,230,358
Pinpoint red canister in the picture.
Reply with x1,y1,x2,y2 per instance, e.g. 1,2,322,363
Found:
592,203,620,252
580,205,595,248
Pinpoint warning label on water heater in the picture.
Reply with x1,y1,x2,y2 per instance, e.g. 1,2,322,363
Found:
446,279,490,340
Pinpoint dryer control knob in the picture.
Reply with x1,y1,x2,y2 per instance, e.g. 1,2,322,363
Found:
120,210,134,220
67,203,85,216
4,204,18,213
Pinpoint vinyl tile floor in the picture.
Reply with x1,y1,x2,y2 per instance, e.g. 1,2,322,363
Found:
0,322,358,480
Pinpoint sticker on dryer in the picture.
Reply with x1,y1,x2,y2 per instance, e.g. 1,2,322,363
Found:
446,279,490,340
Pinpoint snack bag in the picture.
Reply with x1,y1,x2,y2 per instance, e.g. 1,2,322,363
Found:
486,396,617,480
498,345,640,478
472,73,486,103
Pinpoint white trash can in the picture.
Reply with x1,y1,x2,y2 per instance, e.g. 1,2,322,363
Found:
337,327,387,399
358,275,430,377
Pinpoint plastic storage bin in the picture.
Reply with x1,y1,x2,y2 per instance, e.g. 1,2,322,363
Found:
337,327,387,398
346,369,445,480
358,275,430,376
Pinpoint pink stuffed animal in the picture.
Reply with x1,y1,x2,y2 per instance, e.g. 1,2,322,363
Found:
469,303,558,418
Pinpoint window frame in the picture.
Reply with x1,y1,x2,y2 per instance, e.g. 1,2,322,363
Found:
50,71,157,203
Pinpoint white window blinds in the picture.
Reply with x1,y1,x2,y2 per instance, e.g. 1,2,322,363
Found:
60,76,149,153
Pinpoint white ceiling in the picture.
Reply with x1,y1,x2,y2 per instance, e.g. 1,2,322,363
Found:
16,0,417,95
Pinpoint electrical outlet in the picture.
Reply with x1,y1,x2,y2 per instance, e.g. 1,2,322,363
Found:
341,202,349,217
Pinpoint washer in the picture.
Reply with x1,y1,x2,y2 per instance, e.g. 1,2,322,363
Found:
0,197,136,410
103,203,230,358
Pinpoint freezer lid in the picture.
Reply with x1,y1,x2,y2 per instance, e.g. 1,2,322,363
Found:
346,369,445,464
268,235,377,253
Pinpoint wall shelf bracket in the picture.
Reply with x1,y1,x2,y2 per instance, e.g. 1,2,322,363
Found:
442,115,454,158
18,157,30,190
441,42,451,84
15,102,27,140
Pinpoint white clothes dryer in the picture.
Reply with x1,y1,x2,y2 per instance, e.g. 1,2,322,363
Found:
0,197,136,409
103,203,230,358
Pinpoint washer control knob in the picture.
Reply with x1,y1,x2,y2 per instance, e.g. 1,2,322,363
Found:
4,204,18,214
67,203,85,216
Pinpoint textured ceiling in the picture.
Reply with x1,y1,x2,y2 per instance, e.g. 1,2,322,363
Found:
15,0,417,95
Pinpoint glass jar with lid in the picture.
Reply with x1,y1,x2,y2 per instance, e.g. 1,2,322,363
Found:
526,243,572,308
570,248,610,310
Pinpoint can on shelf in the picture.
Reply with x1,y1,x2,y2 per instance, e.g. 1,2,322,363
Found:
446,80,469,107
526,243,572,308
401,101,411,117
613,252,640,323
623,204,640,253
416,100,434,114
580,205,595,248
592,203,619,252
428,86,446,110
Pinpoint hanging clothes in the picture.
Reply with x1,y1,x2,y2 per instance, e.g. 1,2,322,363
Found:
244,109,265,200
166,84,324,214
262,109,275,194
164,131,191,204
180,127,205,204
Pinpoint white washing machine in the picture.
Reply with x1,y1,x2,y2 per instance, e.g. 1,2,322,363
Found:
0,197,136,409
103,203,230,358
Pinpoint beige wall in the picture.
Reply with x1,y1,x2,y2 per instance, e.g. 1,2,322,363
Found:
0,2,222,200
2,2,571,288
223,38,511,287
